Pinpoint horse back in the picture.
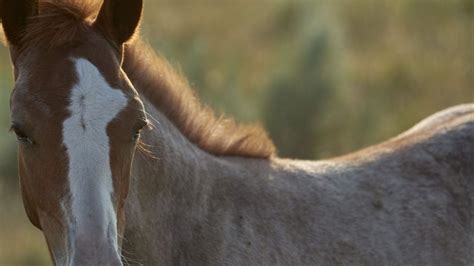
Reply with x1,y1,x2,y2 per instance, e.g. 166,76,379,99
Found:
269,104,474,264
326,104,474,264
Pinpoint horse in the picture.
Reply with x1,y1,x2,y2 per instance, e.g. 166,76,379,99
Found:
1,0,473,265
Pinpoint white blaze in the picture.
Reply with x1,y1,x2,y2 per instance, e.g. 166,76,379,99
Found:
62,58,128,251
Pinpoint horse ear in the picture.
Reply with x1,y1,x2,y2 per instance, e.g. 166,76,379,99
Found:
0,0,38,45
94,0,143,45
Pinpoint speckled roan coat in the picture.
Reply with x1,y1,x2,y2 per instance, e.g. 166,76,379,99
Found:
123,89,474,264
1,0,471,264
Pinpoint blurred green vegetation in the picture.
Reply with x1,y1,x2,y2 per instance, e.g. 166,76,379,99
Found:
1,0,473,264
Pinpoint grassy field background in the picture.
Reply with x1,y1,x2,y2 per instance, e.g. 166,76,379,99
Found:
0,0,473,264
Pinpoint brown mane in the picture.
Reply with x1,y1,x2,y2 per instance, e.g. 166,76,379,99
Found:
7,0,276,158
124,41,276,158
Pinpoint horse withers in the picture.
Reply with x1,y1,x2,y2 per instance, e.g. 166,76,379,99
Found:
1,0,473,265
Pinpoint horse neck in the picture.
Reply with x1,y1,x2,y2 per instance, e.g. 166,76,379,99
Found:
131,96,217,203
120,95,218,260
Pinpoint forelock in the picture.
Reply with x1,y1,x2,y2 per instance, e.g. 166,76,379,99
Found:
15,0,101,49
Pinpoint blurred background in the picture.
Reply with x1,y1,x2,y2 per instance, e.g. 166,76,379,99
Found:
0,0,473,264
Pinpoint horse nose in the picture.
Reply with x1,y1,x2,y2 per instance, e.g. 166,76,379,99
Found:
70,252,122,266
70,239,123,266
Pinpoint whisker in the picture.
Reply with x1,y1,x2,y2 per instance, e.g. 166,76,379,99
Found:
119,234,143,266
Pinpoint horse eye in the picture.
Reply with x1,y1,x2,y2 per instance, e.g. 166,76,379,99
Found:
11,127,34,145
132,120,150,141
132,131,141,141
